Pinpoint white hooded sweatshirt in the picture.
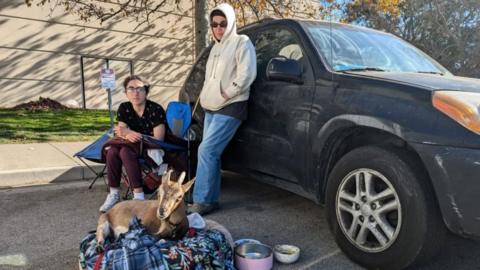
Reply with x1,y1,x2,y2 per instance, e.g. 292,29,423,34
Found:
199,3,257,111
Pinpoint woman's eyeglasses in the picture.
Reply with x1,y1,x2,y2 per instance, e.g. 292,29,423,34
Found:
210,21,227,28
126,86,146,93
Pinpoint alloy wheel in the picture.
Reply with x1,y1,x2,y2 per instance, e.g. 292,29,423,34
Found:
335,168,402,253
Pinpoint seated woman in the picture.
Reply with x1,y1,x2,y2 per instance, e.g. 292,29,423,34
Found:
99,75,166,213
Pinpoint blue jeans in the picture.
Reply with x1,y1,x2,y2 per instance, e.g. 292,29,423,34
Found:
193,112,241,204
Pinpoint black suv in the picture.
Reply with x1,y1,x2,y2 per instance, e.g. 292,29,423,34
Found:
180,19,480,270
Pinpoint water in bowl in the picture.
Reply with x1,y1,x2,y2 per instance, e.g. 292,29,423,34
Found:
244,252,265,259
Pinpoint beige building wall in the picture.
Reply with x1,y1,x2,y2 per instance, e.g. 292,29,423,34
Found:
0,1,321,110
0,0,194,109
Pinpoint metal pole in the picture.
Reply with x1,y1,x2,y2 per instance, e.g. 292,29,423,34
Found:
129,60,134,75
108,89,114,130
80,56,86,109
106,59,114,130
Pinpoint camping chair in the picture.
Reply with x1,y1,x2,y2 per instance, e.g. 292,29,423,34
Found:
166,101,193,178
165,101,196,202
74,129,113,190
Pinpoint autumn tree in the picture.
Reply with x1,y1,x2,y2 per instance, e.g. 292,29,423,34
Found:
341,0,403,31
341,0,480,78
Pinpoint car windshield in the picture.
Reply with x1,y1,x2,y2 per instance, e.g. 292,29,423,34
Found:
303,22,451,75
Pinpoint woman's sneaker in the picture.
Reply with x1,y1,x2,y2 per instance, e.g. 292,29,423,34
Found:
99,193,120,213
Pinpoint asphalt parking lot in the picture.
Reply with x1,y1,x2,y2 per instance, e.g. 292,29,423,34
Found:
0,172,479,269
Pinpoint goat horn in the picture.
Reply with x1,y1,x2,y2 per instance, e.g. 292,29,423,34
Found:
178,171,186,184
166,169,173,182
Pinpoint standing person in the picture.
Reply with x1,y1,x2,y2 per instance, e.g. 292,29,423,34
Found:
99,75,166,213
188,3,257,215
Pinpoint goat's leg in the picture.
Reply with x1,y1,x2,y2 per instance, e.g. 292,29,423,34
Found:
96,214,110,252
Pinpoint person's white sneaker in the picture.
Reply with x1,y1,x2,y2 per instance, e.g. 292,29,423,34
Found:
99,193,120,213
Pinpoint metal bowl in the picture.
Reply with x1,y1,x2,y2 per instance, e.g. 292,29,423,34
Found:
273,244,300,264
235,243,273,270
234,238,262,248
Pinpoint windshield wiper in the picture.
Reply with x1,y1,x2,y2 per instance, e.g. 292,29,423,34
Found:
416,71,444,75
339,67,387,72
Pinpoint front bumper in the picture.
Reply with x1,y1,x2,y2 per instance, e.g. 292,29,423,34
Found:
411,143,480,239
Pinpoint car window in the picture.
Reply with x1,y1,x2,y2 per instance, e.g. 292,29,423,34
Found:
254,28,305,79
304,22,450,75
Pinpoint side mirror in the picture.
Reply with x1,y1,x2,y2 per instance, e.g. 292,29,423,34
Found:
266,57,303,84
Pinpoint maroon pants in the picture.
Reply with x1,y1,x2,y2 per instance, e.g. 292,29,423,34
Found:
106,145,142,189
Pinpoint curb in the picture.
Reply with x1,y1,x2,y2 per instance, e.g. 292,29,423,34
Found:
0,164,105,188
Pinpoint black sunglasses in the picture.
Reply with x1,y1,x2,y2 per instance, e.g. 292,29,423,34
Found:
210,21,227,28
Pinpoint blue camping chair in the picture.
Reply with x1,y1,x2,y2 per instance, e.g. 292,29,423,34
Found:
74,101,194,195
74,129,112,189
166,101,191,139
165,101,195,202
166,101,194,179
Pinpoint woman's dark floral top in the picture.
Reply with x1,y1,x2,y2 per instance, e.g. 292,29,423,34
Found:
117,100,166,136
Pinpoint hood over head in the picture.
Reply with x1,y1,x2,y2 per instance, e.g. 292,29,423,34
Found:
210,3,237,43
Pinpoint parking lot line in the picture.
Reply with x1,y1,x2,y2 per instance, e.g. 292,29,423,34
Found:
298,249,342,270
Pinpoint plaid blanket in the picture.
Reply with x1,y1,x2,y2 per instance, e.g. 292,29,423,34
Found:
79,217,235,270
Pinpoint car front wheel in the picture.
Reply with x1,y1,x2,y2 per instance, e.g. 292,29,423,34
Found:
326,146,445,270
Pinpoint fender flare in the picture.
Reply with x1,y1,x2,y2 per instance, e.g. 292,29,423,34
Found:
312,114,408,153
311,114,411,201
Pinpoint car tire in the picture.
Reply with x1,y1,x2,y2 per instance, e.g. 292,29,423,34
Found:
325,146,445,270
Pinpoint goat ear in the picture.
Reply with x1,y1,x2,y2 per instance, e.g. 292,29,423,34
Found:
182,177,195,193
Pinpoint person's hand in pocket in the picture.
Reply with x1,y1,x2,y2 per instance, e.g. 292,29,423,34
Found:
221,90,230,99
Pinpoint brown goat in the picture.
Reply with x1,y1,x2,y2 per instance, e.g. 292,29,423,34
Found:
96,170,194,248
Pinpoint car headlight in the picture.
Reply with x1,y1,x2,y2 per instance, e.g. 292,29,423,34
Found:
432,90,480,135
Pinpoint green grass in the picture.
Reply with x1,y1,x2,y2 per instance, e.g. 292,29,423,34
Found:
0,109,113,144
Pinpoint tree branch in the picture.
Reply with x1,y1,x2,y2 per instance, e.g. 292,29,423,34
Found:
265,0,284,18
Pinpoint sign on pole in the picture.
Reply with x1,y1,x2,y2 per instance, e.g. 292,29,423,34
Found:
100,68,116,90
100,67,116,129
